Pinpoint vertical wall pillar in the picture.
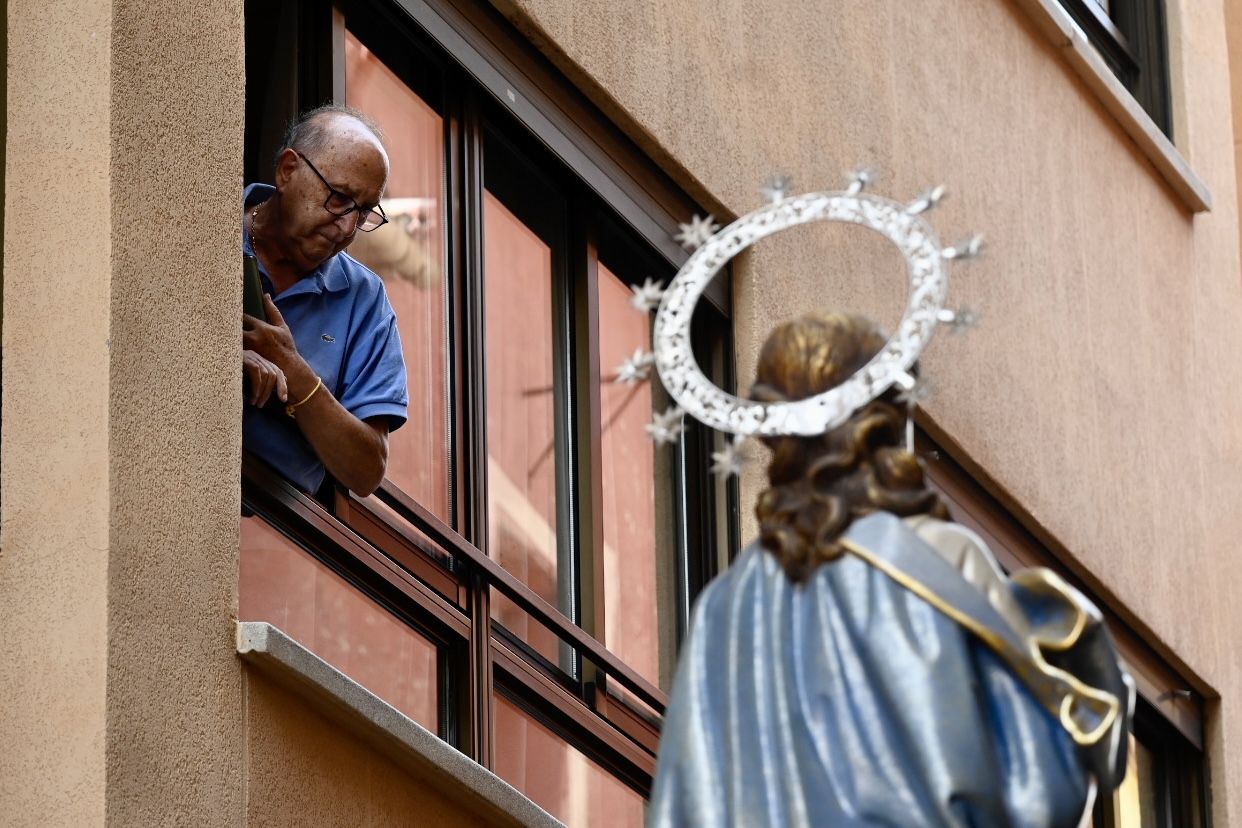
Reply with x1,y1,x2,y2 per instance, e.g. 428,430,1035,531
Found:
1,0,248,824
1,0,114,823
104,0,247,823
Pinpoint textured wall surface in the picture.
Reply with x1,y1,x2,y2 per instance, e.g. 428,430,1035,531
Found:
0,0,112,824
245,675,492,827
491,0,1242,822
104,0,247,823
1228,0,1242,238
1,0,247,824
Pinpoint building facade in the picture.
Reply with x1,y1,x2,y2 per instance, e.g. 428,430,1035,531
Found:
3,0,1242,825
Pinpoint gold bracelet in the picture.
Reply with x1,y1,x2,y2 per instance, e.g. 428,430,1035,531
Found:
286,376,323,418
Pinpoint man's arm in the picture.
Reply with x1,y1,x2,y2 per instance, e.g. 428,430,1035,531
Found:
243,294,390,496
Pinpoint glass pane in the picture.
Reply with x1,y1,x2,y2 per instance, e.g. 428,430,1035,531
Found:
493,693,645,827
344,31,451,523
597,263,665,689
239,514,439,731
484,190,562,664
1110,732,1159,828
1133,737,1159,828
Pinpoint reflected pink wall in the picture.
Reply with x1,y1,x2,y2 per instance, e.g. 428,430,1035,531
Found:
493,694,645,827
332,32,658,820
239,516,439,731
597,264,659,685
344,32,450,522
483,191,561,664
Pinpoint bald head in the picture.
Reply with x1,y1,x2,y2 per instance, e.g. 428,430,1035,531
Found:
263,105,391,276
278,104,387,170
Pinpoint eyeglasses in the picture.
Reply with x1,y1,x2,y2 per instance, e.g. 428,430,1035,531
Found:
295,151,389,232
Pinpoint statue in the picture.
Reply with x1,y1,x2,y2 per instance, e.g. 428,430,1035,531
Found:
614,179,1134,827
647,312,1133,828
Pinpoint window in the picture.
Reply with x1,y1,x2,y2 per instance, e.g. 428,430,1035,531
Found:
240,0,736,821
1058,0,1172,135
918,429,1209,827
1096,700,1210,828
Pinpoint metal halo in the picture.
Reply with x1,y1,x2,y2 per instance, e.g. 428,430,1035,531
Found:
652,191,949,437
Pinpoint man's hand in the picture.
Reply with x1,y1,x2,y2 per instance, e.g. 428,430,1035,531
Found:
240,293,388,494
243,294,316,397
243,349,288,407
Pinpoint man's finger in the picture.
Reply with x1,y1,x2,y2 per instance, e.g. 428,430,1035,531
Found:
245,362,261,406
259,365,277,407
276,368,288,403
263,294,285,327
242,314,259,331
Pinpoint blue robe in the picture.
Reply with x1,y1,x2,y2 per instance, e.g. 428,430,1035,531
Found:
649,512,1131,828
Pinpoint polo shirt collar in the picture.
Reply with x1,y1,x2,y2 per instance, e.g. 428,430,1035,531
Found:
242,182,352,297
320,257,351,293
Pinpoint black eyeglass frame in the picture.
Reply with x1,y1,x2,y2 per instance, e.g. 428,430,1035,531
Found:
294,150,389,232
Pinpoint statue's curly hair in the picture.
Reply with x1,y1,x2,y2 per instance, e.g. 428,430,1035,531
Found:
751,312,948,583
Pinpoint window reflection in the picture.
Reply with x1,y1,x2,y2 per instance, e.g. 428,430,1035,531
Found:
1109,733,1158,828
239,514,440,731
344,31,451,523
598,263,662,688
493,692,645,827
483,190,563,665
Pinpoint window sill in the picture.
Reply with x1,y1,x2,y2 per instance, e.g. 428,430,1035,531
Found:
236,621,564,828
1010,0,1212,213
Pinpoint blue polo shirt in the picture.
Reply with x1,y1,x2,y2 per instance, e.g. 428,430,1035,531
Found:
243,183,408,493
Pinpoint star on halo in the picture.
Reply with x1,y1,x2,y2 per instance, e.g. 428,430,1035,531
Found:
895,377,933,408
629,277,665,312
938,306,980,335
760,174,792,205
674,214,720,250
615,349,655,384
709,435,751,479
846,168,875,195
645,406,686,445
942,234,985,260
906,184,947,215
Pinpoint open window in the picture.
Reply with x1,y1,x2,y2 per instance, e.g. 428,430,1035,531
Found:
240,0,737,821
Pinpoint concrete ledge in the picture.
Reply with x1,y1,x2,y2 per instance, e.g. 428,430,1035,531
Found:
1009,0,1212,213
236,621,563,828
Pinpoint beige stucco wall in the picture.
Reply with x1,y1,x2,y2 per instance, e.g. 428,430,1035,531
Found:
104,0,249,822
493,0,1242,822
245,674,491,827
0,0,112,822
1,0,249,823
1227,0,1242,240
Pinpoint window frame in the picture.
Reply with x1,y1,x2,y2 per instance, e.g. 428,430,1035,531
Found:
1057,0,1172,136
242,0,738,806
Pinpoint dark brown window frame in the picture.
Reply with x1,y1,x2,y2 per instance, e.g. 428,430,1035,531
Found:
243,0,739,802
1057,0,1172,136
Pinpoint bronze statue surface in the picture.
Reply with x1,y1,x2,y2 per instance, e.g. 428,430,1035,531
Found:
751,312,948,582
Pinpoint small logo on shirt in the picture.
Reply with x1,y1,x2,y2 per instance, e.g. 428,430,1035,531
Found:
321,334,336,343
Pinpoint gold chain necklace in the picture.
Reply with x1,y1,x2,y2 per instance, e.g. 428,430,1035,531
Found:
247,203,264,250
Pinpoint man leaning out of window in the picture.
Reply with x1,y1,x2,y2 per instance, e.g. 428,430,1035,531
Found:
241,105,408,497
